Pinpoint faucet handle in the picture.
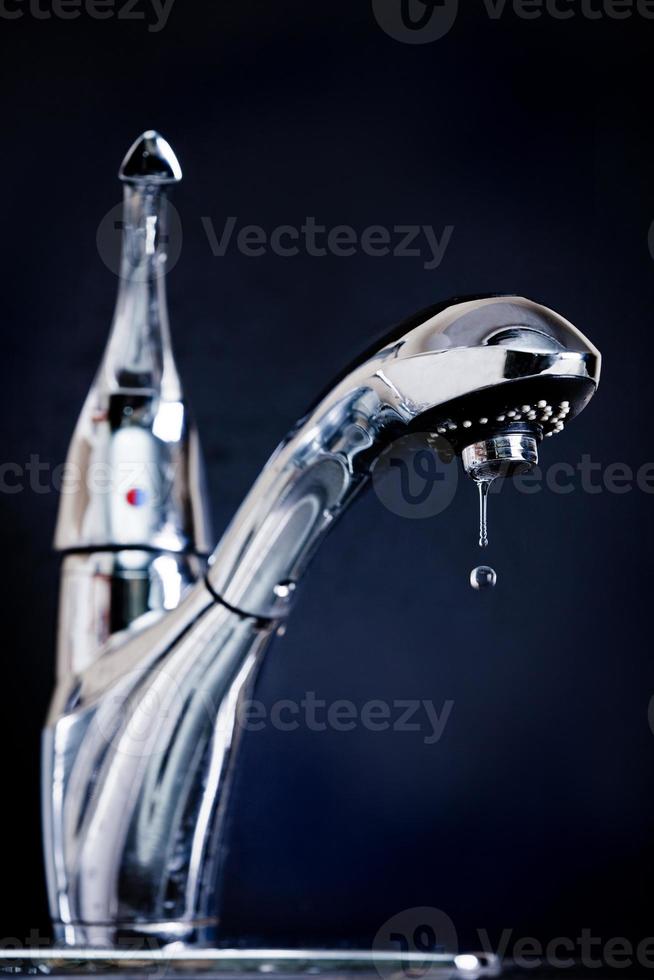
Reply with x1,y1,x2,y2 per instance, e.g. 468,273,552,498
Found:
55,130,210,557
52,132,212,678
118,130,182,184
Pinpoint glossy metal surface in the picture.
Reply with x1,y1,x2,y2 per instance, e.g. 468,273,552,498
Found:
119,131,183,184
55,130,210,559
43,294,600,947
207,296,600,620
0,949,501,979
56,552,206,678
53,131,212,676
44,585,275,947
461,434,539,483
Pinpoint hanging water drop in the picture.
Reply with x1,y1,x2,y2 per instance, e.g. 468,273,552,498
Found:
470,565,497,590
471,479,496,590
477,479,491,548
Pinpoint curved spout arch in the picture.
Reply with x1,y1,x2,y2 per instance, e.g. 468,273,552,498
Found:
207,295,599,620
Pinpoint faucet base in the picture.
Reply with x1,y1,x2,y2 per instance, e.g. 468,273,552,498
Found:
52,918,222,949
0,948,501,978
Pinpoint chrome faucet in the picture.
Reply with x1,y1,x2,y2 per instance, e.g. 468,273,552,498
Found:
43,133,601,950
52,130,212,680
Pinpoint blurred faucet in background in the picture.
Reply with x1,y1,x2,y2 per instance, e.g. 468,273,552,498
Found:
52,130,211,680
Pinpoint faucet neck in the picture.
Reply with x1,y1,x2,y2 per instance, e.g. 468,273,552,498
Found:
207,370,399,620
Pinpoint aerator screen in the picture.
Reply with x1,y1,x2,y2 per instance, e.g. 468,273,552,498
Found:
413,376,596,454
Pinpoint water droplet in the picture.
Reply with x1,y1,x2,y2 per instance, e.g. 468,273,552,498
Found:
273,581,296,600
470,565,497,590
477,480,491,548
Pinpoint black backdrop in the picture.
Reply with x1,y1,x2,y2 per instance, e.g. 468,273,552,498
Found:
2,0,654,956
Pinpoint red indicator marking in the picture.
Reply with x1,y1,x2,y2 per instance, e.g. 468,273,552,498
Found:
126,488,147,507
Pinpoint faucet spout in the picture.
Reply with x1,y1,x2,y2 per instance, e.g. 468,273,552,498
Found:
43,294,600,948
206,295,599,619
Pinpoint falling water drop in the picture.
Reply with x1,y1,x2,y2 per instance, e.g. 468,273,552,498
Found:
477,479,491,548
470,565,497,590
470,479,497,590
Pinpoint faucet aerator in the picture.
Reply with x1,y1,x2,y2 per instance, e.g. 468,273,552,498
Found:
461,431,539,483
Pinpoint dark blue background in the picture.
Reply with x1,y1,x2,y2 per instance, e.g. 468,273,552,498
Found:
1,0,654,954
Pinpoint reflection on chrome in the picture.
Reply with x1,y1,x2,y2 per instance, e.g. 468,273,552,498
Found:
0,948,502,977
42,134,601,954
